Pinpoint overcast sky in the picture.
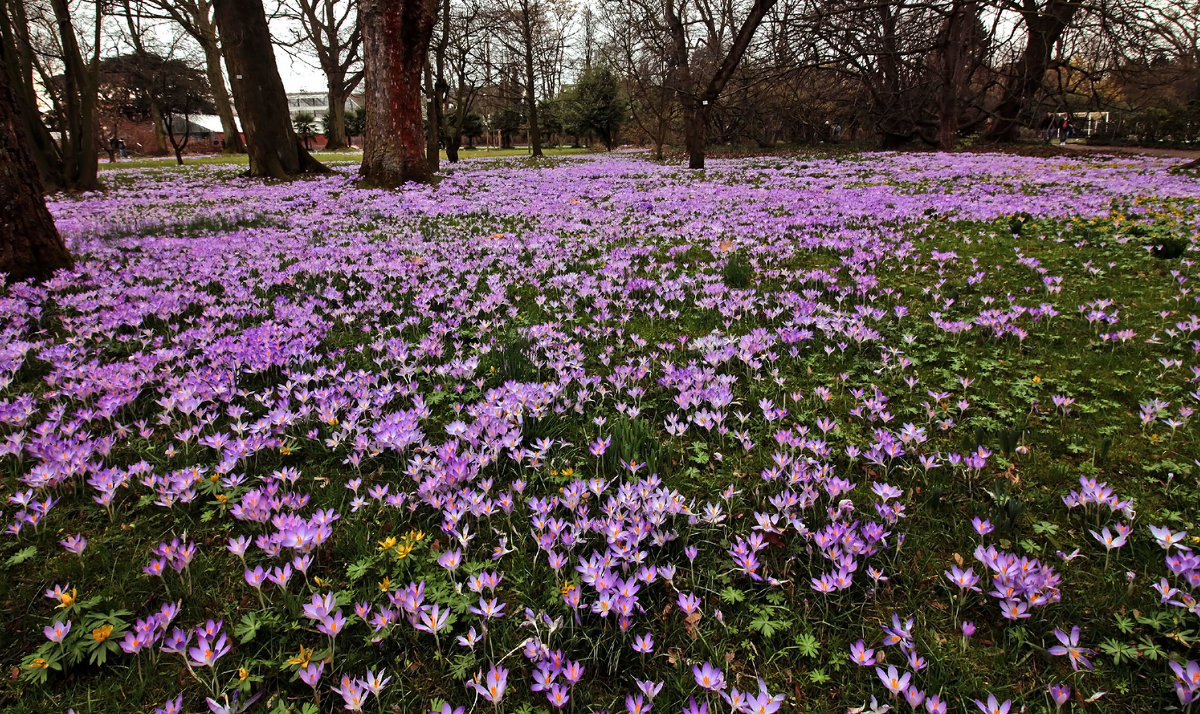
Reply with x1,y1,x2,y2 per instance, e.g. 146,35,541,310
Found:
277,46,331,94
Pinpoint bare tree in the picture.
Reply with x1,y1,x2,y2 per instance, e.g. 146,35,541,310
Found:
983,0,1084,141
492,0,574,157
142,0,245,152
18,0,106,190
277,0,362,150
600,0,675,158
663,0,780,168
426,0,451,170
116,0,169,154
212,0,327,177
442,0,488,161
930,0,988,148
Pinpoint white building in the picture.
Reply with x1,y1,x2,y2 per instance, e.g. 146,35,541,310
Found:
286,92,364,123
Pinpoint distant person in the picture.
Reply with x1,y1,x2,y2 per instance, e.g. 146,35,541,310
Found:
1059,116,1073,145
117,138,128,158
1043,113,1057,143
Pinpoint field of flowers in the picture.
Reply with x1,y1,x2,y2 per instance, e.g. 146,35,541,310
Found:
2,151,1199,714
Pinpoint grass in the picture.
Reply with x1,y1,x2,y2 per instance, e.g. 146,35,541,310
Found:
98,146,595,171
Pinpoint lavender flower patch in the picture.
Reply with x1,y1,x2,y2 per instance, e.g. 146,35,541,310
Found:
1,151,1198,713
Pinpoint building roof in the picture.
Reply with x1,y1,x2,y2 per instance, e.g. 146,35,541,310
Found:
187,114,240,133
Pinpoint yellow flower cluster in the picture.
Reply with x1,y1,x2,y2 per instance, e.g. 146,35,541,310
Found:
286,645,313,667
92,624,113,643
378,530,426,561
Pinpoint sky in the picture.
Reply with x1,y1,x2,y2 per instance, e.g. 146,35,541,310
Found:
276,46,333,95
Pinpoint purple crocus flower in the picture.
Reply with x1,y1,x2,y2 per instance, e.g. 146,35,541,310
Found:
300,662,324,689
59,534,87,555
875,665,911,696
318,610,347,638
677,591,701,615
692,661,725,691
467,664,508,704
903,686,925,708
945,564,981,592
742,679,785,714
244,566,267,590
154,694,183,714
44,620,71,643
188,631,230,667
1048,684,1070,709
974,694,1011,714
625,694,648,714
332,676,368,711
545,683,570,709
849,639,876,666
1170,659,1200,691
1047,626,1094,671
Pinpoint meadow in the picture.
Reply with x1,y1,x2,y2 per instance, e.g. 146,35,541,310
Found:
1,150,1198,714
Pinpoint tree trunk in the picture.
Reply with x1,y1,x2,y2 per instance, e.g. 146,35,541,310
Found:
426,0,450,169
198,22,245,154
520,0,542,158
360,0,440,187
983,0,1080,143
682,98,707,169
324,80,348,150
148,100,169,154
0,0,65,190
212,0,326,178
425,65,440,171
50,0,99,191
665,0,776,170
0,59,73,283
446,82,466,163
935,0,977,151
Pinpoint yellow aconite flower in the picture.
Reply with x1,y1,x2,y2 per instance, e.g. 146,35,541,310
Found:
29,658,49,670
92,624,113,643
561,467,574,477
395,542,414,560
408,529,425,542
210,473,220,483
1032,376,1041,383
57,588,77,609
379,577,391,592
377,536,397,551
313,576,329,588
279,445,292,456
239,667,250,681
215,493,228,504
286,646,313,667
